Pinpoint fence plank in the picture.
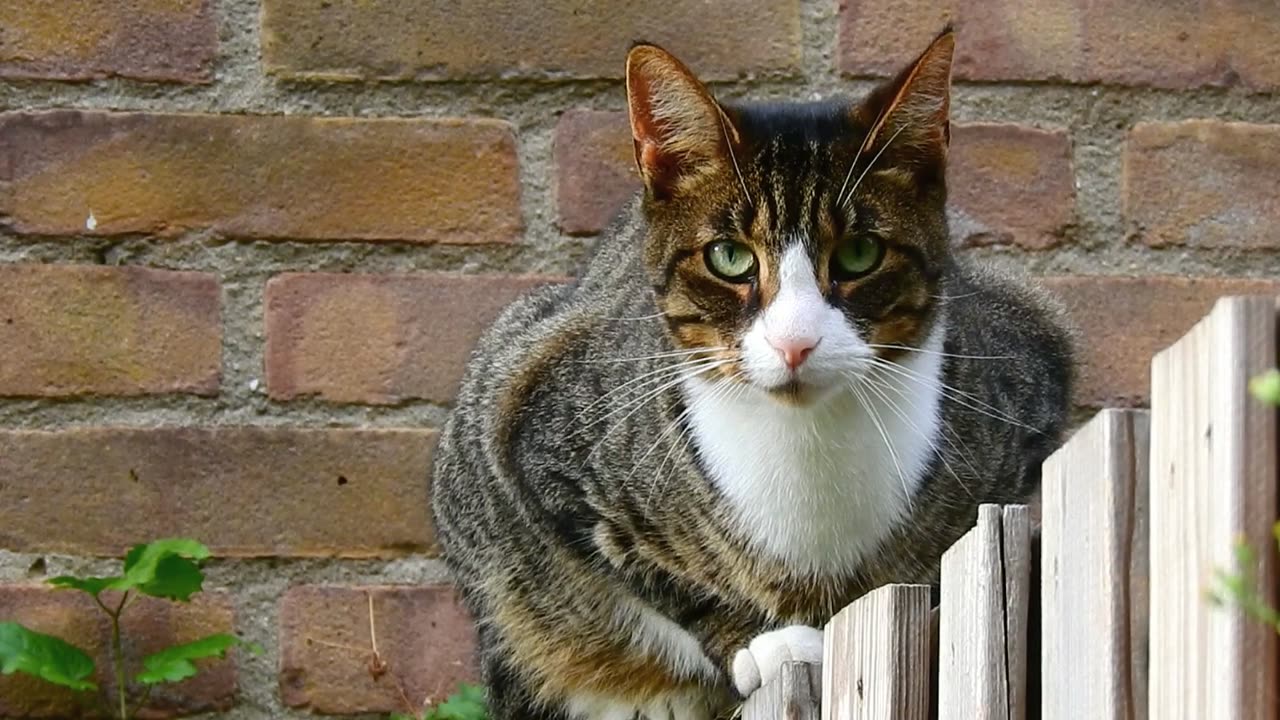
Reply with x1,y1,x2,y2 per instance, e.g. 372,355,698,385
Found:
822,583,931,720
937,503,1029,720
742,661,820,720
1001,505,1032,720
1041,408,1151,720
1149,296,1279,720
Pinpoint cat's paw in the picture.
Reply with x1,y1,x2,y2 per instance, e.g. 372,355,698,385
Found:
730,625,823,697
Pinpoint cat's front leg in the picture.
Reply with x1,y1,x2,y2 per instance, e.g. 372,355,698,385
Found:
730,625,824,697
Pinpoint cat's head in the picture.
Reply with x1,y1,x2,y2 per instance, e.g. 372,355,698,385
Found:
627,29,954,406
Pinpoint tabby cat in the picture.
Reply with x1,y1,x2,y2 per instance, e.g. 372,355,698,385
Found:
431,28,1074,720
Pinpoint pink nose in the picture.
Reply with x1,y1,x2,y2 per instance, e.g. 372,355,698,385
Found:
768,337,817,371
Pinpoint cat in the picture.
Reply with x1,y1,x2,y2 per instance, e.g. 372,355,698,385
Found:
430,27,1074,720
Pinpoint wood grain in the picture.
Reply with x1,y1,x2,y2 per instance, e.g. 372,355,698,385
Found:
1040,408,1151,720
743,661,821,720
1149,296,1278,720
822,583,931,720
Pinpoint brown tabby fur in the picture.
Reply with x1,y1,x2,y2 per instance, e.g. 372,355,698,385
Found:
431,28,1074,719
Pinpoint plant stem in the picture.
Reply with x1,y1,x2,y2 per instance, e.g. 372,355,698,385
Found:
111,592,129,720
127,684,154,719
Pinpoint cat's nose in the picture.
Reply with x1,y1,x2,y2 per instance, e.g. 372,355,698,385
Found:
768,336,817,371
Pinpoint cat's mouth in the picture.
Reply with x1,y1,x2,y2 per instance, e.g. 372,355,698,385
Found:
764,379,822,406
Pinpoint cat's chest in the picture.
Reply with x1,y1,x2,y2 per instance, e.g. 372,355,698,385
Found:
682,368,943,578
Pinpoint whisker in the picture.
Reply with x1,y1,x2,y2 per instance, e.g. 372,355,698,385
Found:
856,371,975,502
572,356,725,421
864,343,1013,361
577,360,727,464
840,123,909,208
717,106,753,208
847,380,912,514
866,366,985,484
572,346,726,365
604,311,668,322
866,357,1040,433
929,290,983,301
836,102,890,206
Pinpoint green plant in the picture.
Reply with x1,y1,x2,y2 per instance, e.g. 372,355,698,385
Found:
1208,369,1280,631
0,538,260,719
390,682,487,720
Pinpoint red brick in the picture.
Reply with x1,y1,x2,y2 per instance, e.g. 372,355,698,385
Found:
265,273,562,405
1124,121,1280,250
0,0,215,83
0,112,521,244
279,585,476,714
1042,276,1280,407
947,124,1075,249
0,264,221,398
553,112,1074,246
555,110,640,236
0,428,436,557
261,0,800,81
0,586,237,718
837,0,1280,90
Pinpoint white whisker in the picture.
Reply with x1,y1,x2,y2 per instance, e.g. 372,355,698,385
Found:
840,123,909,208
573,346,726,365
866,356,1039,433
865,343,1012,361
848,380,912,514
717,106,753,208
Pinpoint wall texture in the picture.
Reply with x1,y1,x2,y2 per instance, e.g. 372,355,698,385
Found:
2,0,1279,717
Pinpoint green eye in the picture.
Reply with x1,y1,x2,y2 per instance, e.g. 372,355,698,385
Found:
832,235,885,280
704,240,758,282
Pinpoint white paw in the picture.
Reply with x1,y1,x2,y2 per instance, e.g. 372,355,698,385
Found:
731,625,823,697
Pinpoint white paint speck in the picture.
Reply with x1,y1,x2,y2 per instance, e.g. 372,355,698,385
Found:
85,210,97,231
248,378,260,392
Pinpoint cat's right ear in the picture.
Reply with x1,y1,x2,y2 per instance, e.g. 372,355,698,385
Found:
626,44,736,199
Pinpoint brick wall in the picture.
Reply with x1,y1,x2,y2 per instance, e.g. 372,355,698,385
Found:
2,1,1279,717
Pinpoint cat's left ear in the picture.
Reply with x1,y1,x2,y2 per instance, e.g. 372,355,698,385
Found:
626,43,739,199
856,27,954,172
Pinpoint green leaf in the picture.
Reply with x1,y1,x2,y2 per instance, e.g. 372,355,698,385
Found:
1251,369,1280,406
113,538,211,600
0,622,97,691
135,633,258,685
135,555,205,602
47,576,122,598
428,684,487,720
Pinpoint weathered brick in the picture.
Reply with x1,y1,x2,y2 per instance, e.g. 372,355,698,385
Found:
261,0,800,81
265,272,561,405
0,264,221,398
837,0,1280,90
947,124,1075,249
0,0,216,83
0,586,236,718
555,110,639,236
1042,276,1280,407
0,428,436,557
0,112,521,244
1124,121,1280,250
279,585,477,714
554,112,1074,246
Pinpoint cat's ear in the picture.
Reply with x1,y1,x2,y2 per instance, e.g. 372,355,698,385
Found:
626,43,737,199
855,27,954,172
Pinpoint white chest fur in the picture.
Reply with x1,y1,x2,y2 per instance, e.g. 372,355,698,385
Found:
681,329,945,578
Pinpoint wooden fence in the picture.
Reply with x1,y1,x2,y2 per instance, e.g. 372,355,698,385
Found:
743,296,1279,719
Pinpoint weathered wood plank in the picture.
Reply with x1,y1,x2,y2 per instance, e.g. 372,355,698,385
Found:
1149,296,1278,720
938,503,1019,720
1001,505,1032,720
742,661,820,720
822,583,931,720
1041,408,1151,720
